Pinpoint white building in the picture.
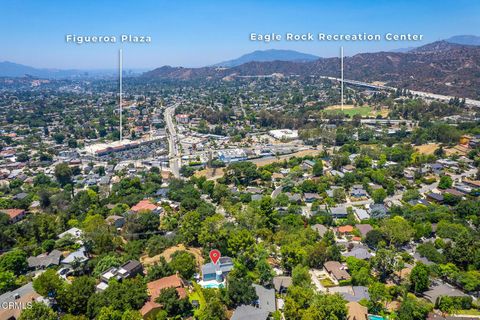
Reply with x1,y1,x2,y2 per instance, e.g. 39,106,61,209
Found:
269,129,299,140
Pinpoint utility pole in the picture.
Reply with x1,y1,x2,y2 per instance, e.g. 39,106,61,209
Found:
119,49,123,141
341,46,344,111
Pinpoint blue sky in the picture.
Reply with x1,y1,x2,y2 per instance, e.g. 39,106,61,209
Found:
1,0,479,69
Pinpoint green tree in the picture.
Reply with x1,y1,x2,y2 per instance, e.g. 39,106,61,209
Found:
312,161,324,177
364,229,384,248
371,248,400,282
226,270,258,307
59,276,96,315
97,306,122,320
169,251,196,279
332,188,346,203
146,257,173,281
438,175,453,190
54,162,73,186
292,265,312,288
303,293,347,320
307,242,328,269
198,297,227,320
397,295,432,320
19,302,57,320
284,285,315,320
372,188,387,204
256,258,274,287
155,287,191,317
180,211,201,245
87,278,147,318
410,262,430,294
402,189,420,202
260,196,277,230
458,270,480,292
227,229,255,257
33,269,64,298
93,255,123,277
0,250,28,275
0,271,16,294
83,214,117,254
368,282,389,313
382,216,413,247
121,310,143,320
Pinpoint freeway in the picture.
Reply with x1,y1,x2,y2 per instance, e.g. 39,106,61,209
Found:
320,76,480,107
164,104,181,178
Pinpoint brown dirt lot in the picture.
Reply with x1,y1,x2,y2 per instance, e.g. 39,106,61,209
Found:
195,149,321,179
140,244,204,267
250,149,322,167
415,143,440,155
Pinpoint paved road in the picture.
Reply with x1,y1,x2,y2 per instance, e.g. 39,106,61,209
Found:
164,104,181,178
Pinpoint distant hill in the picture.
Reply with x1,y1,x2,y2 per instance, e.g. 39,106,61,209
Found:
446,35,480,46
212,49,319,67
0,61,47,77
0,61,123,78
144,41,480,99
390,47,416,53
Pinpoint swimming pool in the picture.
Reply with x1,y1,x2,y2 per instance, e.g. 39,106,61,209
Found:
368,316,385,320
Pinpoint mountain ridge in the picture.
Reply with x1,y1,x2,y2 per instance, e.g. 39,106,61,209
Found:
143,41,480,99
212,49,319,67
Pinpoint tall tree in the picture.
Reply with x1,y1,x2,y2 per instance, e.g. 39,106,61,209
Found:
33,269,64,299
410,263,430,294
19,302,57,320
54,162,73,186
59,276,96,315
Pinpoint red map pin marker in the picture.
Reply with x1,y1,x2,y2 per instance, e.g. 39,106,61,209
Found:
209,249,221,264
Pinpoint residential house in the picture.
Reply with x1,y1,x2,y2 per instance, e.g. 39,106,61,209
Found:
343,246,372,260
231,284,276,320
13,192,28,201
285,192,302,204
350,185,368,200
347,301,368,320
300,160,315,171
106,215,126,228
453,183,472,195
1,209,27,223
355,224,373,238
426,312,478,320
462,178,480,189
140,274,187,318
97,260,143,291
200,256,234,288
408,199,430,206
304,192,320,203
424,283,469,306
61,246,89,267
27,250,63,270
273,276,292,294
442,188,464,198
130,199,160,213
311,224,328,237
369,204,388,218
0,282,46,320
330,205,348,218
340,286,370,303
342,165,355,173
426,193,444,204
337,225,354,236
323,261,351,283
353,207,370,221
58,227,83,240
